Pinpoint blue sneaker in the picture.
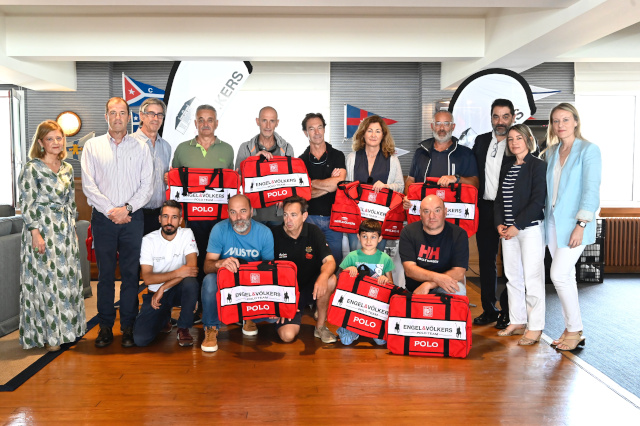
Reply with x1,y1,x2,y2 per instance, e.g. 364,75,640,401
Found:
337,327,360,345
373,338,386,346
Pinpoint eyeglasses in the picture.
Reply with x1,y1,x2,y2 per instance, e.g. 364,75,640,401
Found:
434,121,452,127
491,142,499,158
144,112,165,119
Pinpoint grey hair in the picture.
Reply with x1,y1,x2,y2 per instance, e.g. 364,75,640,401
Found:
140,98,167,115
433,110,454,123
196,104,217,116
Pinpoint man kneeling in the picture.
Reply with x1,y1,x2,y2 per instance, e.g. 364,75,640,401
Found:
272,196,338,343
133,200,199,347
399,195,468,296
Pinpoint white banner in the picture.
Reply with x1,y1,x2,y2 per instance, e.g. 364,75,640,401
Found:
243,173,309,194
357,201,390,222
387,316,467,340
162,61,251,152
168,186,237,204
220,284,296,306
331,289,389,321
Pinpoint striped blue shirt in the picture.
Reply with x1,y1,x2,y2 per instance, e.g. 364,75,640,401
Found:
132,129,172,209
81,132,153,216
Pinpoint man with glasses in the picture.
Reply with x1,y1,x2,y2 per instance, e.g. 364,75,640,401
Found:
299,112,346,266
471,99,515,328
132,98,172,236
81,97,153,348
403,110,479,209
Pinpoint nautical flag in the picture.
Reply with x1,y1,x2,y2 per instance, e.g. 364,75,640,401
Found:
122,73,165,106
66,132,95,160
344,104,397,139
131,111,140,133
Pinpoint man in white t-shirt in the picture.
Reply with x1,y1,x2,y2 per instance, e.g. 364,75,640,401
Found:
133,200,199,347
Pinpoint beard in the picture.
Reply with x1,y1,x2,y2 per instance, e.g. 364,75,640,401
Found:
434,129,453,143
493,124,508,136
162,225,177,236
231,219,251,233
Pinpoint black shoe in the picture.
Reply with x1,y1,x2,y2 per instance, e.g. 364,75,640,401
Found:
473,311,499,325
495,312,510,330
121,326,135,348
95,325,113,348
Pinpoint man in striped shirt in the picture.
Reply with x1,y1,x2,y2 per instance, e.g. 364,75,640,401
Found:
81,97,153,348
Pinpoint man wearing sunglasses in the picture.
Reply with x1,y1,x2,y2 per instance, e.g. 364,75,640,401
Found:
133,98,172,236
471,98,515,328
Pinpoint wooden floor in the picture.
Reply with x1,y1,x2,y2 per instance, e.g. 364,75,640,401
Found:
2,283,639,425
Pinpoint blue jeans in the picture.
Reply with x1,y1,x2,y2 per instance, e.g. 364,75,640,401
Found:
133,277,199,346
202,273,221,328
306,215,344,266
91,209,143,329
346,233,387,253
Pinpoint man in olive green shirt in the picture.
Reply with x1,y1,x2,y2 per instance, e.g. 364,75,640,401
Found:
171,104,235,290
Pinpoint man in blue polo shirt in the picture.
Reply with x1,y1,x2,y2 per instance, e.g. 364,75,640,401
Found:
403,110,479,208
199,194,274,352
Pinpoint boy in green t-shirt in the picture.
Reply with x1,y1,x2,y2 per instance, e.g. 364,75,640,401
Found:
337,219,394,346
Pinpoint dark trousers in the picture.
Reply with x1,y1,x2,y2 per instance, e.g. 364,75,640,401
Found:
142,208,162,236
133,277,199,347
476,199,507,314
187,220,219,284
91,209,143,329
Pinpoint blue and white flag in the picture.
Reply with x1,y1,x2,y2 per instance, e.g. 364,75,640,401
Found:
122,73,165,106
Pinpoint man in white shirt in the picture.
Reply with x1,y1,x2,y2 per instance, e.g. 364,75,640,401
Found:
132,98,172,236
81,97,153,348
133,200,200,347
471,99,515,328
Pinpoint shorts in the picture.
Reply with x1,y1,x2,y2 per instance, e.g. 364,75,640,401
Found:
274,310,302,328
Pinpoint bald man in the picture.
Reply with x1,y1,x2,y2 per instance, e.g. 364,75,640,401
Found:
235,106,294,226
398,195,467,295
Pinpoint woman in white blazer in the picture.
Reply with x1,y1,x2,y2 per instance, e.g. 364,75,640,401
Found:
544,103,602,351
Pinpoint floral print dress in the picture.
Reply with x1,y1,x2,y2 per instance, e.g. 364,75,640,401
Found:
18,159,86,349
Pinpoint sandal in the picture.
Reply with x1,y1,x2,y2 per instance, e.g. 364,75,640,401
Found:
550,329,568,347
518,330,542,346
556,331,585,351
497,325,526,337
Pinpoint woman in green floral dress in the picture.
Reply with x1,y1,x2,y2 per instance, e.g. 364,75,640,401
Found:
18,120,86,352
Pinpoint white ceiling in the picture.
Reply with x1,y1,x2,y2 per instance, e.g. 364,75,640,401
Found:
0,0,638,90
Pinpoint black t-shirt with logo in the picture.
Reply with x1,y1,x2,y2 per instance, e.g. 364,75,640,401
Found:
299,143,346,216
398,221,469,292
272,222,333,308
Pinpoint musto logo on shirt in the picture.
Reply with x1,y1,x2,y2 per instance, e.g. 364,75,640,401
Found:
388,317,467,340
220,284,296,306
331,289,389,320
223,247,259,258
243,173,310,193
358,201,390,222
169,186,237,204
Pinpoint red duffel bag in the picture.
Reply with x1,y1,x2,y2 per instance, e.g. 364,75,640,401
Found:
240,155,311,209
216,260,299,324
166,167,240,221
329,181,406,240
406,178,478,237
386,293,472,358
327,269,409,339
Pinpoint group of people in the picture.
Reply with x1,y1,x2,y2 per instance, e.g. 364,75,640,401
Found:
17,95,601,355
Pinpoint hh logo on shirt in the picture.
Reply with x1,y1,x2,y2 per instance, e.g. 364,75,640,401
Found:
418,245,440,262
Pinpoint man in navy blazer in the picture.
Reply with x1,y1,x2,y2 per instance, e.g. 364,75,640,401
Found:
471,99,515,328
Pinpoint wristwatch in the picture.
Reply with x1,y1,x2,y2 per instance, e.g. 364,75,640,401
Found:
576,220,587,228
454,174,461,183
125,203,133,215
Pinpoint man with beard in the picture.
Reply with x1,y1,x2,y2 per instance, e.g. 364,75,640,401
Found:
132,98,172,236
133,200,199,347
199,194,274,352
471,99,516,328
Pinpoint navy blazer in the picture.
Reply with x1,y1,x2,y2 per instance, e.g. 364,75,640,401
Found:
472,132,511,200
494,153,547,230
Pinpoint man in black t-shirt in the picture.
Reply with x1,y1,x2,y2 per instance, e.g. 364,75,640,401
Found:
299,112,346,266
271,196,338,344
399,195,468,295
